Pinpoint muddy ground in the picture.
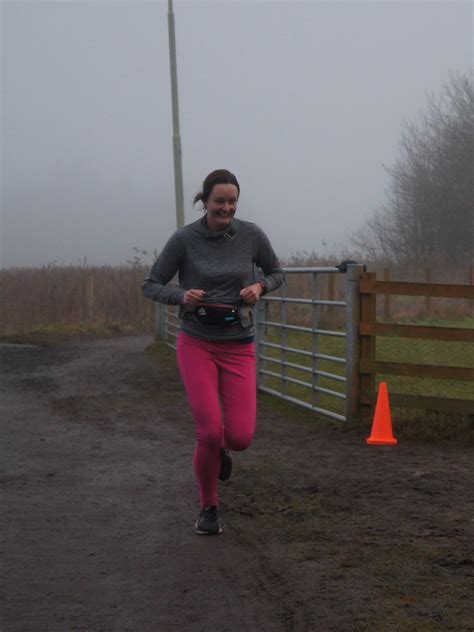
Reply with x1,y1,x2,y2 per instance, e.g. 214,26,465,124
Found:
0,334,473,632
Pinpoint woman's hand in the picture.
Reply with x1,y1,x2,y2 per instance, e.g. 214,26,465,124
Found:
183,289,207,305
239,283,263,305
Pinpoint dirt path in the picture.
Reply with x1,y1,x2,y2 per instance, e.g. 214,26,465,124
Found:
1,335,473,632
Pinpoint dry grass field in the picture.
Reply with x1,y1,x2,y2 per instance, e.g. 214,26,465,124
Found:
0,264,153,336
1,259,473,336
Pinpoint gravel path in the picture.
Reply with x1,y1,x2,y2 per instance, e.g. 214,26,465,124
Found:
1,335,473,631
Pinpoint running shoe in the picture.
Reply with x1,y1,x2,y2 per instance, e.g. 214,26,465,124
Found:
194,505,222,535
218,448,233,481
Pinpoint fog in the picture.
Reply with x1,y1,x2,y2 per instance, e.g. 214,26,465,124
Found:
1,0,472,268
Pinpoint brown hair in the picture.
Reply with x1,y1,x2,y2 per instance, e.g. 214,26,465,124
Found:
193,169,240,207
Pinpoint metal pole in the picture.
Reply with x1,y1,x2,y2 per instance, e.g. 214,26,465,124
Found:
280,282,288,397
167,0,185,228
345,264,365,421
311,271,320,410
254,299,265,389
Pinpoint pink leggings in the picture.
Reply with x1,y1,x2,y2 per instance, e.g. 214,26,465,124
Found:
177,331,257,508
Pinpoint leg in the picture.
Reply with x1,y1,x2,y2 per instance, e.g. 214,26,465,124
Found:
217,343,257,451
176,333,222,508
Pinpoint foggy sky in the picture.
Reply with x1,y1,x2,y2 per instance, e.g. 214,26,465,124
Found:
1,0,472,268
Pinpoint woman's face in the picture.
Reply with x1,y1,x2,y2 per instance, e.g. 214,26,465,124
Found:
204,183,239,232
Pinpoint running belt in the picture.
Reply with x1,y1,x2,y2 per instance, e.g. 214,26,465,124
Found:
192,304,241,327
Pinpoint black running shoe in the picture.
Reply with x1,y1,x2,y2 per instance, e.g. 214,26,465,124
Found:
194,506,222,535
218,448,233,481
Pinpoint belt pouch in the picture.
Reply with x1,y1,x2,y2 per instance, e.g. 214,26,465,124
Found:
194,304,240,327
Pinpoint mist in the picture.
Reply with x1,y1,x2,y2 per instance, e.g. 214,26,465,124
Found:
1,0,472,268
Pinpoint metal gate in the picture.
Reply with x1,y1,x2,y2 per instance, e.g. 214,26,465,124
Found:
154,264,365,422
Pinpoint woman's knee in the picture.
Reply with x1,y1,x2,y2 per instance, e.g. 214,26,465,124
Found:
225,429,255,452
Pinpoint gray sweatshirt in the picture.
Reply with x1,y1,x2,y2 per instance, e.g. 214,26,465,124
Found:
141,216,285,340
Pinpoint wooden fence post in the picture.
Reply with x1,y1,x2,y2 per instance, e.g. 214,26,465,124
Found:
425,268,431,312
359,272,377,418
383,268,390,320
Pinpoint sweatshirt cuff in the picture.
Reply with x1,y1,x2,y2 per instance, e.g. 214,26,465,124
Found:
176,289,187,305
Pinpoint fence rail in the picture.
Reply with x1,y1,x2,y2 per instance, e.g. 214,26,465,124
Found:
360,322,474,342
360,277,474,299
359,273,474,416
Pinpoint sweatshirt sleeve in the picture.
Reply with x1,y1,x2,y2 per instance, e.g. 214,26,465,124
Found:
254,225,286,293
141,231,187,305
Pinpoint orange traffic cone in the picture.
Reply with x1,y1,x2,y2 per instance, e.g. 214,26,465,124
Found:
366,382,398,445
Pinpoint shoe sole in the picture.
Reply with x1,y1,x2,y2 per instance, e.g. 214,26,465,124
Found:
194,526,223,535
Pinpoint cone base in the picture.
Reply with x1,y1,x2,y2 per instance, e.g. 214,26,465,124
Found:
366,437,398,445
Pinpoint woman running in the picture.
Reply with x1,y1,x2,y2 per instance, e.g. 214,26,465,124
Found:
142,169,285,535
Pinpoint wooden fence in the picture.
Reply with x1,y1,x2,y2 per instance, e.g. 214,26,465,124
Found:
358,272,474,417
377,266,474,320
281,265,474,327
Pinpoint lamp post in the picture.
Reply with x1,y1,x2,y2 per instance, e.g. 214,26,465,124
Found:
167,0,185,228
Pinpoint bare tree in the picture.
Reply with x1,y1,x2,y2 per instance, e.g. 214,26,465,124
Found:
353,72,474,265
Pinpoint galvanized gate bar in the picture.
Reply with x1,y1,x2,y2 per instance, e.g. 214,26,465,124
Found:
259,340,346,364
259,370,346,398
259,320,346,336
259,354,346,382
258,386,347,422
264,297,346,307
284,267,342,273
